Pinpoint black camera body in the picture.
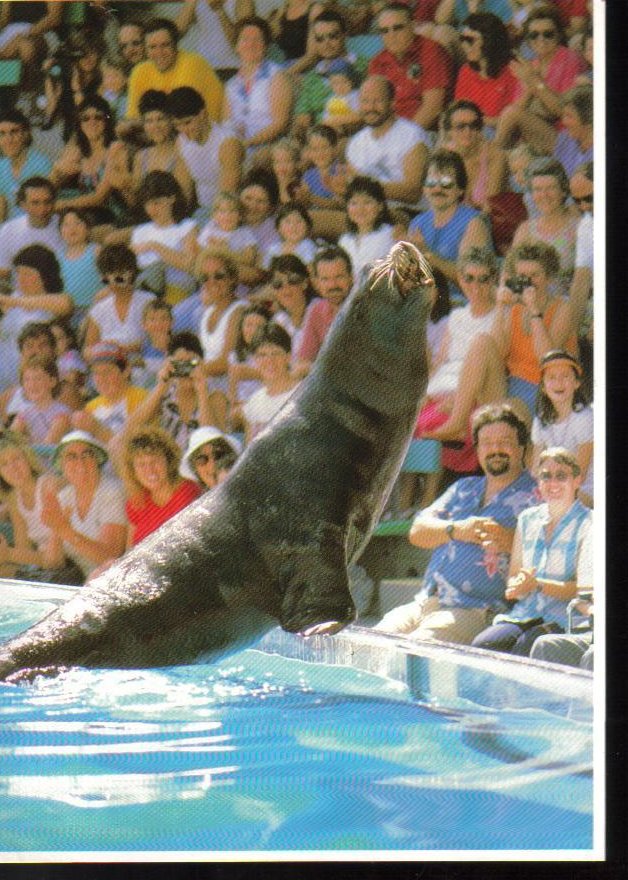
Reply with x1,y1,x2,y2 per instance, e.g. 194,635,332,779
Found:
505,275,532,296
170,359,199,378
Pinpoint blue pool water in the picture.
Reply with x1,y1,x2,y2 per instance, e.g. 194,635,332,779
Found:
0,585,593,855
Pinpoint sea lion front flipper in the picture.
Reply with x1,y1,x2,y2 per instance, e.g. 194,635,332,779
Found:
268,523,356,634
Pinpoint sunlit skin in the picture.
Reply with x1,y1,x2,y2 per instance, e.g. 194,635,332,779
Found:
90,361,129,402
15,265,46,297
475,422,524,481
20,367,57,406
143,194,176,226
60,210,90,249
20,334,55,361
50,324,72,355
346,192,382,234
254,342,291,386
132,451,171,498
313,258,352,309
240,184,273,226
458,263,495,312
377,9,415,59
21,187,55,228
146,29,178,73
541,363,580,416
358,78,394,130
311,20,345,60
424,166,463,214
0,447,33,489
0,122,29,162
200,256,234,308
191,441,218,490
60,442,100,489
236,24,267,69
118,24,146,66
212,199,241,233
278,211,309,246
143,308,172,349
241,311,267,344
460,29,483,67
569,172,593,215
173,108,209,145
527,18,560,62
530,174,565,216
447,110,483,156
272,273,308,322
306,133,335,170
142,110,174,145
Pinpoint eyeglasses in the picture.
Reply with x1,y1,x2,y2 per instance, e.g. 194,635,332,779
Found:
528,28,557,41
451,119,482,132
572,194,593,205
378,23,408,35
462,273,491,284
80,112,106,123
101,273,134,285
314,30,342,42
424,176,456,189
271,273,304,289
460,33,480,45
201,271,227,282
120,38,143,49
538,469,571,482
64,449,96,462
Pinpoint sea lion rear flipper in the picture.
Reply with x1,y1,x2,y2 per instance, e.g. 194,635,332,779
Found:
274,523,356,634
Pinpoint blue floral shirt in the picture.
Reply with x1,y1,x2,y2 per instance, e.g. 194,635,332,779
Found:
419,471,538,610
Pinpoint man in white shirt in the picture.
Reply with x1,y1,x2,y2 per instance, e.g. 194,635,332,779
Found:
345,75,430,208
166,86,244,217
568,161,593,335
0,177,62,280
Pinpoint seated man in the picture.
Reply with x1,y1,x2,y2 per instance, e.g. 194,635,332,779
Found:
125,17,223,125
0,177,62,281
375,403,537,645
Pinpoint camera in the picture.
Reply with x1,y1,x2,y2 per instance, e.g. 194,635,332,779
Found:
170,359,199,378
505,275,532,296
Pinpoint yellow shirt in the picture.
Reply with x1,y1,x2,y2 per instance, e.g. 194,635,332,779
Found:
126,50,224,121
85,386,149,433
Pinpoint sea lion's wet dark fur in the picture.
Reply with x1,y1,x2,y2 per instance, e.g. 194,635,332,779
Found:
0,243,434,678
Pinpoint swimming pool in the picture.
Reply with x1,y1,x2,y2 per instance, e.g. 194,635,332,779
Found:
0,580,598,860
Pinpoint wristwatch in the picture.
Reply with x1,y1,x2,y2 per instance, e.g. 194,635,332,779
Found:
445,522,455,540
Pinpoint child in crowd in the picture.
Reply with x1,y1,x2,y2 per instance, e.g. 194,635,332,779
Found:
227,304,271,417
322,59,362,130
507,143,538,218
270,138,308,205
195,192,259,276
57,350,89,412
99,54,128,121
58,208,102,331
263,202,316,268
301,125,345,209
137,300,173,387
338,176,395,280
241,323,300,445
11,356,72,444
531,349,593,507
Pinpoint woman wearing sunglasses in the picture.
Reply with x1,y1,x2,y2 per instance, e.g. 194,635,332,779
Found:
471,446,592,657
494,4,587,151
453,12,522,129
440,100,508,211
267,254,314,359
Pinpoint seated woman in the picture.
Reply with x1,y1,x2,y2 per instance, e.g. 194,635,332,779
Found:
123,426,202,548
240,322,300,445
471,446,592,656
270,137,309,206
11,355,72,444
179,425,242,493
454,12,522,130
531,349,593,507
227,304,271,417
223,17,293,168
131,90,195,210
493,5,587,152
125,331,228,449
440,101,509,212
263,201,317,269
0,245,73,391
50,94,130,227
338,176,395,281
511,156,579,294
0,431,83,584
108,170,198,303
40,429,128,583
267,254,314,358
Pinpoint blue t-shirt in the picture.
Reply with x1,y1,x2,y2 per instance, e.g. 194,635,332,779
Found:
0,148,52,220
454,0,512,24
496,499,592,629
59,243,101,310
173,292,203,334
420,471,538,609
553,130,593,179
409,204,490,303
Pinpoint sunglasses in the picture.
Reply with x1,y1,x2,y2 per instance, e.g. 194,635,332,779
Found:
102,273,134,285
201,271,228,281
462,273,491,284
572,194,593,205
192,453,212,468
451,119,482,132
314,30,342,42
460,33,480,45
378,23,407,35
538,469,572,482
528,28,557,40
424,176,456,189
271,273,304,289
80,112,106,123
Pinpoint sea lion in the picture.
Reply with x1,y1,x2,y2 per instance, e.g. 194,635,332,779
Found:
0,242,434,679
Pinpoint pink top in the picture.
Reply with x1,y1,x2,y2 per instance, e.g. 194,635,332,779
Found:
532,45,587,94
296,298,338,364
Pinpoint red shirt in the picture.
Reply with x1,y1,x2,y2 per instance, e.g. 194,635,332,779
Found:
455,63,524,120
126,479,201,546
296,298,339,364
411,0,441,23
553,0,589,25
368,35,453,124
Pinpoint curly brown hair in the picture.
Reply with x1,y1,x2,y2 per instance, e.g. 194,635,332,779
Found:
125,426,182,489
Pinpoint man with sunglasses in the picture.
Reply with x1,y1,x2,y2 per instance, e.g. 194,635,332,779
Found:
368,2,453,132
376,403,537,645
292,9,368,139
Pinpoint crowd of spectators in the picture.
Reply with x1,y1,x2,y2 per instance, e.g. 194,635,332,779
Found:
0,0,596,669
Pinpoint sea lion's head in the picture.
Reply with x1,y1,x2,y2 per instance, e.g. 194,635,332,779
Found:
370,241,435,303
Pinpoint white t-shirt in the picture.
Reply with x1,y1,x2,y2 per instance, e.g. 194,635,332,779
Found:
177,122,238,211
196,220,257,253
426,306,496,398
346,118,430,185
243,384,299,439
575,212,593,271
531,405,594,497
0,215,63,272
88,290,155,348
338,225,395,280
58,475,127,577
131,219,197,269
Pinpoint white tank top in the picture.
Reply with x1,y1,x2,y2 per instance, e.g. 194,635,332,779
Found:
199,299,243,362
15,476,52,549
